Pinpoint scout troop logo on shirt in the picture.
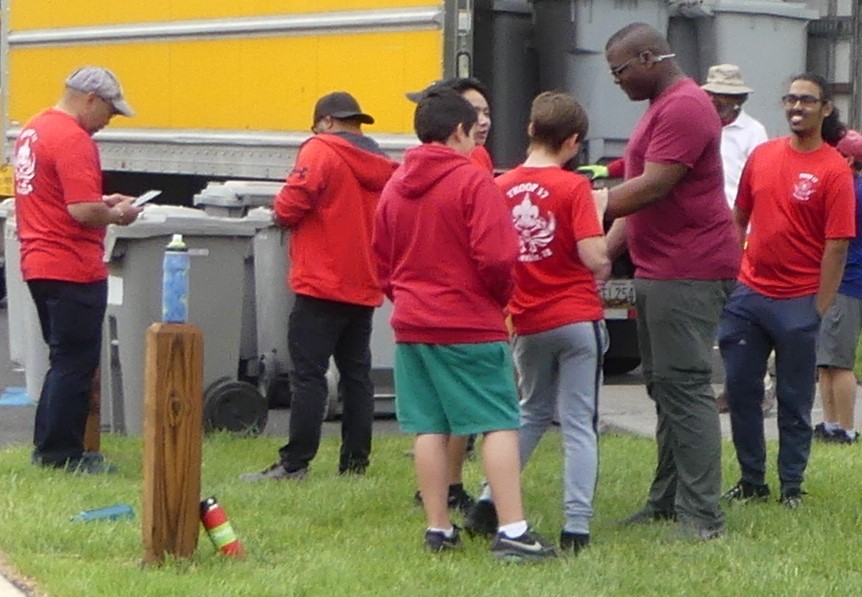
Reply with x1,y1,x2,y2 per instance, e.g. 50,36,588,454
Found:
792,173,819,202
15,129,38,195
510,193,556,262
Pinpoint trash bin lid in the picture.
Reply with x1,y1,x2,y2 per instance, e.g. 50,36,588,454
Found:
193,180,283,209
104,205,262,259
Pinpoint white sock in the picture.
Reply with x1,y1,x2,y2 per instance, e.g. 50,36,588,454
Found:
427,527,455,538
499,520,528,539
824,421,840,432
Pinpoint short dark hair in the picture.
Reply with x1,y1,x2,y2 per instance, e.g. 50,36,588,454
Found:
529,91,589,152
789,72,846,145
445,77,491,105
414,88,477,144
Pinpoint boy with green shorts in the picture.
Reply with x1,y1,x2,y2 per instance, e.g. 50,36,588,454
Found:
372,88,556,561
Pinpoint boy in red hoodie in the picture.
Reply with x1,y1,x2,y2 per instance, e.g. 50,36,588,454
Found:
373,88,556,561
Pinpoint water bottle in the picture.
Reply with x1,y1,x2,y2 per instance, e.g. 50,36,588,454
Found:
162,233,189,323
200,496,245,558
70,503,134,522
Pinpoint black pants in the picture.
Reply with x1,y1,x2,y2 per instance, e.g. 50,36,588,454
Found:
279,295,374,473
28,279,106,466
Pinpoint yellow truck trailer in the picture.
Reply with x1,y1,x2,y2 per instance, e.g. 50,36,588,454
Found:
1,0,470,184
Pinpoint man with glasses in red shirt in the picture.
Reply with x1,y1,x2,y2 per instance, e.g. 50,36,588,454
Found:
719,74,855,509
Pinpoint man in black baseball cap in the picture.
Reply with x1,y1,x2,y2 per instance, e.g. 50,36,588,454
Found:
312,91,374,130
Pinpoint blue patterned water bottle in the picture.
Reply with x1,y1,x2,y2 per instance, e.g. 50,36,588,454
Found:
162,233,189,323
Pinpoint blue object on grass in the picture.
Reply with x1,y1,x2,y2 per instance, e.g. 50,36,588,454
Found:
70,504,135,522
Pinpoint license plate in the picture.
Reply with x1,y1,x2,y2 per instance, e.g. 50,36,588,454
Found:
601,279,636,309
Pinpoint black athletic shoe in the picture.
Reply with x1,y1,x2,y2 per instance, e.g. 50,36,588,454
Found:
464,500,498,538
424,526,462,553
721,480,771,503
559,531,590,555
824,429,858,445
413,485,477,514
814,422,836,441
447,484,476,515
491,529,557,562
239,462,307,482
780,490,805,509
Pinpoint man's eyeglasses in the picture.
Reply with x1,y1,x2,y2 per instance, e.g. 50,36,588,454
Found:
609,53,676,78
781,94,825,107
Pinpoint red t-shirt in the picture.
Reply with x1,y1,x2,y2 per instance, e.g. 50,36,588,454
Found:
737,137,856,298
14,109,106,282
496,165,604,335
470,145,494,173
625,78,741,280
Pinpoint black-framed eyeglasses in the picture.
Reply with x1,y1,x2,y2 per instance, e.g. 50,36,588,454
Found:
781,94,825,107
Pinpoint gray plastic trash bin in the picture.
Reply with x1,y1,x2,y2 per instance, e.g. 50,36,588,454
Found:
101,204,267,435
194,180,397,419
193,181,293,408
0,200,49,402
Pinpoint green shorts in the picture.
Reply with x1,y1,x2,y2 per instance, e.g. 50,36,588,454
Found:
394,342,520,436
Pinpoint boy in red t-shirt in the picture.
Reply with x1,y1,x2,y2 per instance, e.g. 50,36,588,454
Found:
719,73,855,508
465,92,610,554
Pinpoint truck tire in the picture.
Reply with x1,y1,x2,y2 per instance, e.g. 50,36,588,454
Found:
603,356,642,376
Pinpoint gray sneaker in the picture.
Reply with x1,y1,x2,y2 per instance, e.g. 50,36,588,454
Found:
239,462,307,482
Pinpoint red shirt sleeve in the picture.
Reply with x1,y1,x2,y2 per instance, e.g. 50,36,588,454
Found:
607,158,625,179
735,149,756,214
274,138,332,227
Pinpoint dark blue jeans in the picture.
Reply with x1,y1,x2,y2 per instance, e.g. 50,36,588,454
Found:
279,294,374,473
28,279,107,466
718,283,820,494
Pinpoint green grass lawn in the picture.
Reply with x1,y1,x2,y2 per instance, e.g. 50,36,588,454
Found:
0,430,860,597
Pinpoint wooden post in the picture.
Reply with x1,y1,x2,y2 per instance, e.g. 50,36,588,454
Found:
83,367,101,453
141,323,203,564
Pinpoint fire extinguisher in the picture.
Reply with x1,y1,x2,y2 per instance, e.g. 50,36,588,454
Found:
200,496,245,558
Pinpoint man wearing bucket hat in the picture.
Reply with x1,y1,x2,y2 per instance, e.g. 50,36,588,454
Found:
701,64,769,210
14,66,140,474
242,91,398,482
813,129,862,445
701,65,774,416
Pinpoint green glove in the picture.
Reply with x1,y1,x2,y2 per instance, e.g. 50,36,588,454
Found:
576,164,610,180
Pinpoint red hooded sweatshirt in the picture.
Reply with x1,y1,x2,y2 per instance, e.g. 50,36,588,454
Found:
275,133,398,306
373,143,518,344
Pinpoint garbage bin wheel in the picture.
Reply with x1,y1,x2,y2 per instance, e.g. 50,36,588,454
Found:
265,373,292,410
203,377,268,436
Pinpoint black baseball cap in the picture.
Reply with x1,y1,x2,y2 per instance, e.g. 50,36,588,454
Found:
312,92,374,126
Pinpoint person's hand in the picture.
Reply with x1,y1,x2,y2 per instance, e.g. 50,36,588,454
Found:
111,197,143,226
576,164,610,180
592,188,609,222
103,193,133,208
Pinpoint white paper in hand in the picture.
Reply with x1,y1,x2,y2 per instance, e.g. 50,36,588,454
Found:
133,190,162,208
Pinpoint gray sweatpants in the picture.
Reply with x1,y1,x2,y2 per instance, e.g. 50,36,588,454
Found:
480,320,607,534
